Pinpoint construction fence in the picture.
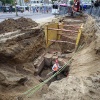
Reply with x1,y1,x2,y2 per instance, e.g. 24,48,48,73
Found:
32,6,52,13
86,6,100,17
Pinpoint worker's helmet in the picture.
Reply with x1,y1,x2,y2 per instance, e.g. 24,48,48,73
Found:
55,59,58,63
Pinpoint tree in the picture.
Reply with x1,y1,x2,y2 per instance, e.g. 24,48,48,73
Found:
51,0,57,4
0,0,6,4
6,0,14,4
0,0,14,5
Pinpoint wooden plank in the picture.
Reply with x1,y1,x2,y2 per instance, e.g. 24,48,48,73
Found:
75,24,83,51
58,33,77,39
58,23,63,40
59,24,80,28
48,39,75,44
48,28,78,33
44,25,48,47
45,23,58,47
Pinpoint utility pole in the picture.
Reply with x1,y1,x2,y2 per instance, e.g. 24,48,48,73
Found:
29,0,31,13
15,0,18,16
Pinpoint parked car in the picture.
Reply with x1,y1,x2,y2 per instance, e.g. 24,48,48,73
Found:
17,7,24,13
2,6,10,12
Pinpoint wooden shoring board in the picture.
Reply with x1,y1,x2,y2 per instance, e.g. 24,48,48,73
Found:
59,34,76,43
48,28,78,33
44,22,82,47
45,23,59,47
59,24,80,28
75,24,83,50
48,39,75,45
58,33,77,37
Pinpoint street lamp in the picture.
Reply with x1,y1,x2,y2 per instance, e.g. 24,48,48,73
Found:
15,0,18,16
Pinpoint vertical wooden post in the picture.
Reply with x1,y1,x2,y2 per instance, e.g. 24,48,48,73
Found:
58,22,63,40
75,24,83,51
44,25,48,47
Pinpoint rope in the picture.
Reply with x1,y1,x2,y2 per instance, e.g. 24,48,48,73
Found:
23,44,84,98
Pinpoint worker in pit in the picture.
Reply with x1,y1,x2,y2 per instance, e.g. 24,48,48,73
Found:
52,59,61,80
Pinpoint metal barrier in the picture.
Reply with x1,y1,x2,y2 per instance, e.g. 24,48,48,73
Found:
86,6,100,17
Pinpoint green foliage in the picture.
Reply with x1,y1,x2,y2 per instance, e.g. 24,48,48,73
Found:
1,0,14,4
70,0,74,5
51,0,57,4
7,0,14,4
0,0,6,4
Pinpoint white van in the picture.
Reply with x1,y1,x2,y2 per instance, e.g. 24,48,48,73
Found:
52,4,59,14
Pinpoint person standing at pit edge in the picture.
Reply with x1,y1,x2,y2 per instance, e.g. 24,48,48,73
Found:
73,0,80,12
52,59,61,80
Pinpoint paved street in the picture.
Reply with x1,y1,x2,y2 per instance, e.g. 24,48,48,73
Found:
0,11,55,23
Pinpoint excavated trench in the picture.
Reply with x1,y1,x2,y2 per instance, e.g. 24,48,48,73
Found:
0,16,86,100
34,54,70,85
42,16,100,100
31,17,85,84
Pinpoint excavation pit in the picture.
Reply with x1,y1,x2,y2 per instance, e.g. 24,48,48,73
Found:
0,16,86,100
34,53,70,85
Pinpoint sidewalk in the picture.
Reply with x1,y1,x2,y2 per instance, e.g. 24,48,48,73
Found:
0,11,54,23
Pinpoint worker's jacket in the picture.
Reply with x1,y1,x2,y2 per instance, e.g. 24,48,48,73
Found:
73,1,80,12
52,63,61,71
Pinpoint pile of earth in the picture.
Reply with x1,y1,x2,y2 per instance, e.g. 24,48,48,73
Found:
0,17,38,34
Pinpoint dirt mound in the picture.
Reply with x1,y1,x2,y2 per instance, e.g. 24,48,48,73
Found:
42,73,100,100
16,17,38,30
0,17,38,34
0,19,17,33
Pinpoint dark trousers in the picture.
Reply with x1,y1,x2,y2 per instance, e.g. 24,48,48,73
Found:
53,71,58,80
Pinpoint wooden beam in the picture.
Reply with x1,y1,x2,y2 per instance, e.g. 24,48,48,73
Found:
48,39,75,44
59,24,80,28
48,28,78,33
58,33,77,36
